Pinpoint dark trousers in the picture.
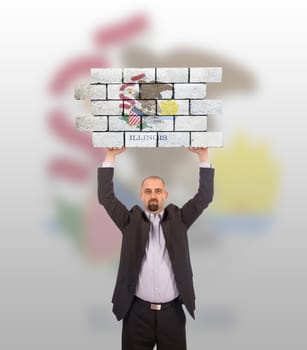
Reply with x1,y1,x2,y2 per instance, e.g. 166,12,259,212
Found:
122,297,187,350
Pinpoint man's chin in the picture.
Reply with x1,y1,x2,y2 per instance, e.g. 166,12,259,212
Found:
148,204,159,212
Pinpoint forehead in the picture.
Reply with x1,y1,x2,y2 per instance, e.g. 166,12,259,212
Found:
142,178,165,189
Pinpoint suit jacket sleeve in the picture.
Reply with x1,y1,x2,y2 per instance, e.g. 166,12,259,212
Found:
180,167,215,229
97,167,130,231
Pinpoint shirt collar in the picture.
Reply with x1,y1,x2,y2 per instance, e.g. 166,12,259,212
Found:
145,210,164,220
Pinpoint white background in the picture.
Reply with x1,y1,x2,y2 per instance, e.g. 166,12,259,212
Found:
1,1,307,349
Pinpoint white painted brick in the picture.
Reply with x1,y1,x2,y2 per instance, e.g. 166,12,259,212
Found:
190,67,222,83
76,116,107,131
125,132,157,147
174,83,206,99
160,89,173,99
191,99,222,115
208,132,224,147
142,116,174,131
191,132,224,147
109,116,140,131
76,67,224,148
91,68,122,83
107,84,139,100
157,100,189,116
123,68,155,83
92,132,124,147
158,132,190,147
175,116,207,131
92,100,123,115
74,84,106,100
157,68,188,83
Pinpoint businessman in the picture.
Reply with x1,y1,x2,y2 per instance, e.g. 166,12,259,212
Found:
98,147,215,350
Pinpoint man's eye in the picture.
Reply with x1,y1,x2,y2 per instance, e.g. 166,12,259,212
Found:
145,190,151,194
156,189,162,193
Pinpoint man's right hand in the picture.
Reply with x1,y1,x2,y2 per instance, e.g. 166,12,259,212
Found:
104,147,127,163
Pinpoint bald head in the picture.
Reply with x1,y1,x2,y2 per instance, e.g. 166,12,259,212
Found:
141,175,165,188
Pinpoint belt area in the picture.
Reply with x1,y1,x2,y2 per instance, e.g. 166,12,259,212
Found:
134,296,180,311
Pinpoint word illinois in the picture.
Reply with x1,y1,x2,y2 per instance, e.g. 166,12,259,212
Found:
128,134,168,141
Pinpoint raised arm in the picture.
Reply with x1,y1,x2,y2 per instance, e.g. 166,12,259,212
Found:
103,147,127,163
97,147,130,231
187,146,210,163
180,147,215,228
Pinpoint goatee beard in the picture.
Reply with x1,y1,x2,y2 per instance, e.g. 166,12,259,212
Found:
148,200,159,212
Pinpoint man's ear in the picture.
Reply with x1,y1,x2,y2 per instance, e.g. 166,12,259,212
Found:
165,191,169,199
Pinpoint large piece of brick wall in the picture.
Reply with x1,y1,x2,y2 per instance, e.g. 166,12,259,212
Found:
75,67,223,147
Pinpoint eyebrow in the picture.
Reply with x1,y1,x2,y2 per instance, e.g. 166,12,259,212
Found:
144,188,163,191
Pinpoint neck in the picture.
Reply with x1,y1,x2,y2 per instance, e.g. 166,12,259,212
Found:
146,208,164,216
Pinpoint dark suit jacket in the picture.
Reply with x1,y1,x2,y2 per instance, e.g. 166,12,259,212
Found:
98,166,214,321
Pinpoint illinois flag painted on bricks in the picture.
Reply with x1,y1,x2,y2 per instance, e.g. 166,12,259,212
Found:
75,67,223,147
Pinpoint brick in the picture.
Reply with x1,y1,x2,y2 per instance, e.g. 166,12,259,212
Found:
190,132,223,147
92,132,124,147
109,116,140,131
190,99,222,115
140,84,173,99
190,67,222,83
133,100,156,115
157,100,189,116
91,68,123,83
157,68,188,83
74,84,106,100
142,116,174,131
92,100,123,115
125,132,157,147
174,83,206,99
175,116,207,131
123,68,155,83
76,116,107,131
107,84,139,100
158,132,190,147
76,67,223,148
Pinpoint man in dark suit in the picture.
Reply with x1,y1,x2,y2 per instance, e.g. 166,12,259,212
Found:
98,147,214,350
